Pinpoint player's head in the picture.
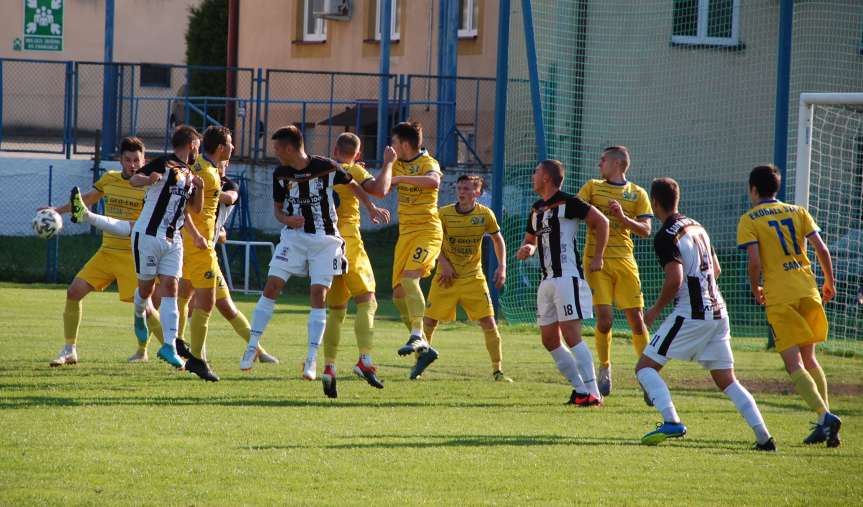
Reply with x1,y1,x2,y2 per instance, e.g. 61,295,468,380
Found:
456,174,484,204
334,132,361,163
533,159,565,194
118,136,145,179
171,125,201,165
650,177,680,218
599,146,631,179
391,122,422,159
271,125,304,164
748,164,781,203
202,126,233,163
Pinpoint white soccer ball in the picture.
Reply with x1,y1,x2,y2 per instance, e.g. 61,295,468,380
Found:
32,209,63,239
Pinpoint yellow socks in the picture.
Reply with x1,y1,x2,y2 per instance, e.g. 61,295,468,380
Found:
594,329,611,369
401,277,425,335
790,368,829,415
63,298,82,346
177,295,191,340
632,333,648,357
322,308,347,364
393,296,412,331
355,301,377,355
146,311,164,349
807,365,829,409
229,312,251,342
189,308,212,359
424,323,437,344
483,327,503,372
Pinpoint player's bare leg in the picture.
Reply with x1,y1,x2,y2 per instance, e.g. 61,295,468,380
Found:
50,278,94,366
593,304,614,396
478,316,511,382
242,275,286,371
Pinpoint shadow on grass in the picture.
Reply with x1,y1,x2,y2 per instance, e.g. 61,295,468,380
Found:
241,434,643,450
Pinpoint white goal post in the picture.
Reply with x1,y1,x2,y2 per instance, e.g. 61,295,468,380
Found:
219,240,275,294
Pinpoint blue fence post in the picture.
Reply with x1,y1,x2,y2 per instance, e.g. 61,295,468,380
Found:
100,0,117,158
521,0,547,160
253,67,263,162
436,0,459,166
774,0,794,201
488,0,511,310
376,0,392,161
0,60,5,149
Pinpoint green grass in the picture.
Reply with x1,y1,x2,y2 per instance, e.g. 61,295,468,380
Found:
1,283,862,505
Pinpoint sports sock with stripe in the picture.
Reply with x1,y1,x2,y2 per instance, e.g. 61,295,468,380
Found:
550,345,586,392
724,381,771,445
807,365,829,409
789,368,828,416
63,298,82,346
306,308,327,364
248,296,276,351
570,341,601,399
637,367,680,423
355,300,377,355
160,296,179,347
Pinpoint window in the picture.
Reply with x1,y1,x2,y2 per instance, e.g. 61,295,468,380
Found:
672,0,740,47
374,0,401,41
303,0,327,42
458,0,478,38
140,64,171,88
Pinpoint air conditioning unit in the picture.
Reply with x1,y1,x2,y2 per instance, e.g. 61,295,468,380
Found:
315,0,352,21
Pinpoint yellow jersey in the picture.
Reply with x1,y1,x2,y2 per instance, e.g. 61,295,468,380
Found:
184,155,222,246
393,150,442,233
92,170,146,251
335,162,374,238
736,199,821,306
439,203,500,279
577,178,652,259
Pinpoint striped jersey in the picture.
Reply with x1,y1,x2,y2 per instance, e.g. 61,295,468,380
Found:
132,154,196,241
92,170,146,251
392,150,442,234
577,178,653,259
654,213,726,319
526,191,591,280
214,176,239,243
439,203,500,279
272,156,352,236
334,162,374,238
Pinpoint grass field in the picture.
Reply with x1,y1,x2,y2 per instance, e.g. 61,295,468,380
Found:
1,283,862,505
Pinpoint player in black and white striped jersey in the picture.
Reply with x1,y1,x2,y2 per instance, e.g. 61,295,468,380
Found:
516,160,610,406
241,126,388,378
637,177,774,450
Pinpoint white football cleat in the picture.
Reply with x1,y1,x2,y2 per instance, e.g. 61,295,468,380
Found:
127,350,149,363
49,346,78,367
302,359,317,381
256,348,280,364
240,345,257,371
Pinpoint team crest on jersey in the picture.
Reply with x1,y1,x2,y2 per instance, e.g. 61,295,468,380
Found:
470,216,484,225
204,271,214,279
408,164,420,175
621,190,638,201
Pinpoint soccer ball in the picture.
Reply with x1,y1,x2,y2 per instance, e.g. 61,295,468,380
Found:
32,209,63,239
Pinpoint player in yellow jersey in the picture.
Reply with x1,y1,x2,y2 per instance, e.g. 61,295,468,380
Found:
46,137,164,366
320,133,392,398
577,146,653,399
377,122,443,379
422,175,510,381
737,164,842,447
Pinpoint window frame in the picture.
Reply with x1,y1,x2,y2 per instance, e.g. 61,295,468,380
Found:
671,0,741,48
139,63,171,89
457,0,479,39
374,0,401,41
302,0,328,42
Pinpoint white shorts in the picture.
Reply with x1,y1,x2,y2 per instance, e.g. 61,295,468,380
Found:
536,275,594,326
644,313,734,370
132,231,183,280
268,228,348,288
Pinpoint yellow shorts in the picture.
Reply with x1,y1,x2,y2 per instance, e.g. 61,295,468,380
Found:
766,296,828,352
214,263,231,301
392,228,442,288
425,274,494,322
77,248,137,302
584,256,644,309
182,247,220,289
327,235,376,306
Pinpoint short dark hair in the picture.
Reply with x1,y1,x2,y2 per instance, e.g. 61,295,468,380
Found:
171,125,200,149
650,177,680,212
457,174,485,193
538,159,565,187
603,145,631,171
335,132,361,155
119,136,145,155
271,125,304,150
749,164,781,198
391,122,422,150
202,126,231,154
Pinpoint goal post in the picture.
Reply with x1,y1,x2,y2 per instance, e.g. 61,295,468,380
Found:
219,240,275,294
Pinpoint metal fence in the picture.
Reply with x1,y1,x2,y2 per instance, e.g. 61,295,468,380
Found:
0,58,494,167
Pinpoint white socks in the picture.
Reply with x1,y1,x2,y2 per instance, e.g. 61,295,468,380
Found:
637,367,680,423
307,308,327,363
360,353,373,368
724,381,772,444
550,345,587,392
133,288,147,318
160,296,178,347
248,296,276,351
570,341,601,399
86,213,132,237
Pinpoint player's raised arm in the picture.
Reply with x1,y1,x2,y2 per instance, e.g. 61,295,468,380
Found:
806,232,836,303
744,244,765,305
347,180,390,224
365,146,396,197
130,171,159,187
584,206,609,271
392,170,441,189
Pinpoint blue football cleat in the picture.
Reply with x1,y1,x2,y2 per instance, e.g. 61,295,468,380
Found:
134,314,149,345
157,343,185,369
398,334,428,356
409,347,438,380
641,421,687,446
823,412,842,448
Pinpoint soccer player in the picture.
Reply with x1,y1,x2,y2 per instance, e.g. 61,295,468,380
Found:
516,160,608,406
577,146,653,398
128,125,203,369
46,137,164,366
376,122,443,379
422,174,511,382
737,164,842,447
637,177,774,450
321,133,391,398
240,126,387,379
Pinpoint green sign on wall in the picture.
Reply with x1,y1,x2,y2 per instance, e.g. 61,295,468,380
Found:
23,0,64,52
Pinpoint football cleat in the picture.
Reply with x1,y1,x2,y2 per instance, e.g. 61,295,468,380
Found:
322,365,338,399
823,412,842,448
133,315,149,345
754,437,776,452
598,366,612,397
156,343,185,369
803,422,827,445
398,334,429,356
566,390,602,407
353,361,385,389
69,186,87,224
127,350,148,363
493,370,513,383
256,348,280,364
641,421,687,446
174,338,193,360
302,359,317,381
49,347,78,367
185,356,219,382
409,347,438,380
240,345,257,371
